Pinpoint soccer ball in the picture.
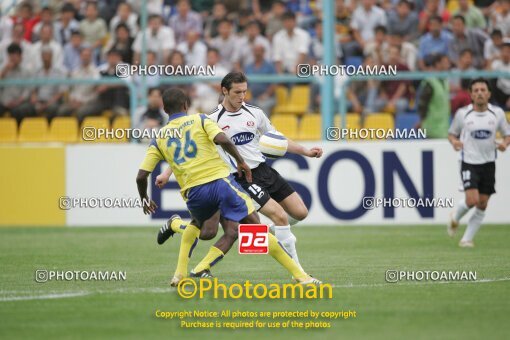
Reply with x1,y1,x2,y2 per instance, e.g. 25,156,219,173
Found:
259,131,288,159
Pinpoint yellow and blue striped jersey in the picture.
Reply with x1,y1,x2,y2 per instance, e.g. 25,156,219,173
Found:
139,112,230,195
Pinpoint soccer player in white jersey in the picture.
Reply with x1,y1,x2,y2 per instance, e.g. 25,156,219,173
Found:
157,72,322,275
447,78,510,247
208,72,323,272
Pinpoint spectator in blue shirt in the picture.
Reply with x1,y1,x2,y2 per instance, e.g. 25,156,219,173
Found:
418,15,453,70
245,44,277,116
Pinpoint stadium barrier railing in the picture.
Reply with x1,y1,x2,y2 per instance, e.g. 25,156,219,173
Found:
1,71,508,142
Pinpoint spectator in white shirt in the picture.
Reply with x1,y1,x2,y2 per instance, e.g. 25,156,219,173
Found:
0,23,36,72
57,47,100,118
209,19,239,71
388,33,418,71
190,48,229,114
350,0,388,49
30,47,66,120
109,2,138,38
490,0,510,36
32,24,64,72
31,6,54,42
272,11,311,74
233,20,271,70
491,42,510,109
484,29,507,66
177,30,207,67
0,12,13,44
133,14,175,65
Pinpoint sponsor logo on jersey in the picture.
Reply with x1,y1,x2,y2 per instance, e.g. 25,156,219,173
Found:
471,130,492,139
222,125,230,131
247,121,255,127
231,132,255,145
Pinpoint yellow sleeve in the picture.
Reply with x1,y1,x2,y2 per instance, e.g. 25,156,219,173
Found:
139,142,164,172
200,114,223,143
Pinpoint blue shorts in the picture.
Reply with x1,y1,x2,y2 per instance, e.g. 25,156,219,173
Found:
185,175,255,226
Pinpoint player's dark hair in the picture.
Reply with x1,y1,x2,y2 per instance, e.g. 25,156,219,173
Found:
469,78,491,92
282,11,296,21
148,14,162,21
453,14,466,24
221,72,248,91
162,88,190,114
375,25,387,34
7,43,22,55
247,20,261,30
107,48,122,56
490,29,503,38
148,87,161,95
217,18,232,26
115,22,130,34
207,47,220,56
427,53,447,67
459,48,472,57
398,0,412,9
85,1,98,10
429,15,442,24
61,3,76,13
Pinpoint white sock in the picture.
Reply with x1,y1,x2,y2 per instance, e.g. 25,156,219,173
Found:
288,215,300,226
274,225,293,241
461,208,485,242
268,223,275,234
454,199,471,223
275,225,302,269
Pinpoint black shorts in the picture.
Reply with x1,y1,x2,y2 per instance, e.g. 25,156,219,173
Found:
460,161,496,195
233,162,295,210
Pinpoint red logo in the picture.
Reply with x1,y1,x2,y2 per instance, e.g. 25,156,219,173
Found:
247,121,255,127
239,224,269,254
222,125,230,131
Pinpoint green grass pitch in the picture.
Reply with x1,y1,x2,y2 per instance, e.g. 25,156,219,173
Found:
0,225,509,339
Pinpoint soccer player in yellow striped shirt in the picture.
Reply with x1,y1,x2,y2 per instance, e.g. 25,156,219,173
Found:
136,88,319,285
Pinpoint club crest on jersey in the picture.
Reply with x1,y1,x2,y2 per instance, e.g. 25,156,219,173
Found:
231,132,255,145
247,121,255,127
471,130,492,139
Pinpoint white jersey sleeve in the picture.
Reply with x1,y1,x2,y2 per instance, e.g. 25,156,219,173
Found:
257,108,276,135
448,106,468,137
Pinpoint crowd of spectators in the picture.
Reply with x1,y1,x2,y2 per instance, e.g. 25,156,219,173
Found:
0,0,509,132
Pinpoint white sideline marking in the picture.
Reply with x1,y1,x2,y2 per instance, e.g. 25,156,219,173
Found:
1,277,509,302
0,292,89,302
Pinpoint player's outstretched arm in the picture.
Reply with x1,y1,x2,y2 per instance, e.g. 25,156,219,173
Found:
155,166,173,189
448,133,463,151
213,132,252,183
136,169,158,215
287,139,323,158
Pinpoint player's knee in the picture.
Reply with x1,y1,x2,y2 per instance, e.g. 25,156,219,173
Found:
271,209,288,226
466,197,478,208
292,206,308,221
476,201,488,211
224,226,238,241
199,229,216,240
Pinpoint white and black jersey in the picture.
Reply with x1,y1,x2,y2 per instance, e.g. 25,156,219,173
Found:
449,103,510,165
208,102,276,171
208,102,296,208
